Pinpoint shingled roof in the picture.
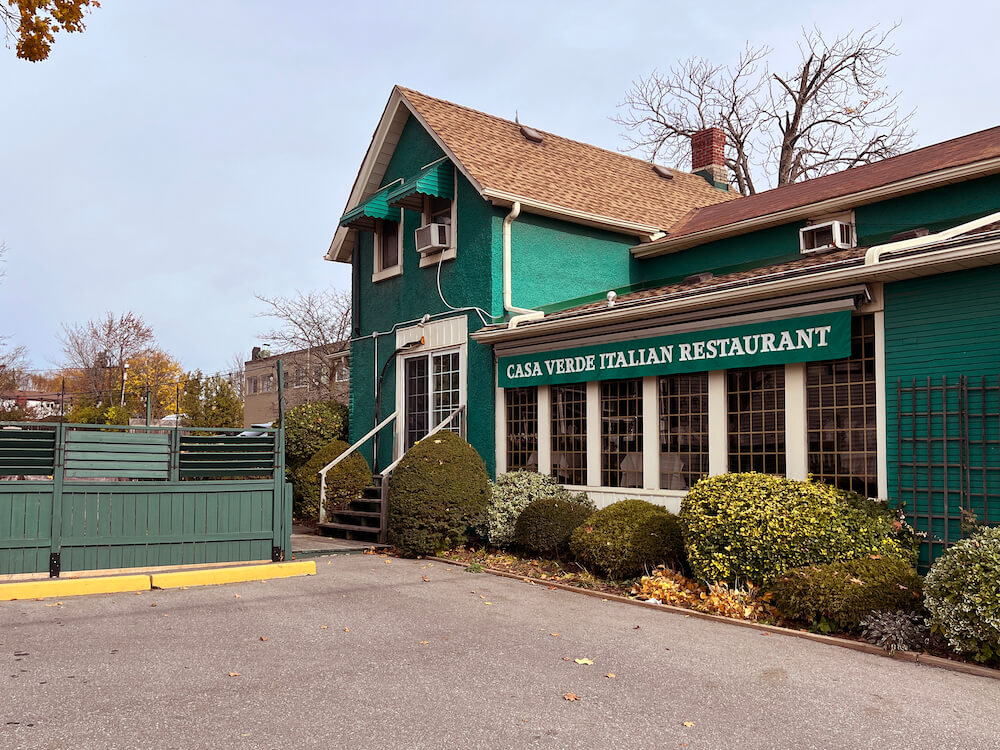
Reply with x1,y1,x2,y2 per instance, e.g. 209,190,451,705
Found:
397,87,739,231
328,87,740,261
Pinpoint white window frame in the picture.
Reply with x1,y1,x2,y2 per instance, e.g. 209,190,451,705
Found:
334,361,350,383
372,210,403,282
397,344,466,457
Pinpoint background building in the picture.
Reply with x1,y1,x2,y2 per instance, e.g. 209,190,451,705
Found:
243,344,349,426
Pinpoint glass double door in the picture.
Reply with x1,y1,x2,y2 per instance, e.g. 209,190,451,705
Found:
403,349,461,450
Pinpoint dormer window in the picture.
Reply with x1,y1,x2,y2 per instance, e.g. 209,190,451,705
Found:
372,211,403,282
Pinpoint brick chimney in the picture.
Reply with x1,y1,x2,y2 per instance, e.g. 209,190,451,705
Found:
691,127,728,189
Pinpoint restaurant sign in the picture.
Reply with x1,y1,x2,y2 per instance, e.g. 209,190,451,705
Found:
498,311,852,388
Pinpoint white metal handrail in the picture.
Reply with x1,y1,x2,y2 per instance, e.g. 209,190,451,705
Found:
379,404,467,478
318,411,396,523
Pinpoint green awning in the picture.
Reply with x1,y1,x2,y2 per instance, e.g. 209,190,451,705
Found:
386,159,455,210
339,183,399,230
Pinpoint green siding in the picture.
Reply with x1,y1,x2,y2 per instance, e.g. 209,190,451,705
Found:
885,265,1000,564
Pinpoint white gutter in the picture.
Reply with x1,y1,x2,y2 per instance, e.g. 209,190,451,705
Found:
632,156,1000,259
865,209,1000,265
502,201,544,329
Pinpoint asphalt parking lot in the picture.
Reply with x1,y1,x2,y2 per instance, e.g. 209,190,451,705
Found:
2,553,999,749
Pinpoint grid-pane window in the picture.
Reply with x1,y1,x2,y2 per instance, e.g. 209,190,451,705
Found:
551,384,587,485
601,379,643,488
659,374,709,490
728,366,785,474
262,373,274,393
506,387,538,471
432,352,461,434
807,315,877,496
379,219,399,270
404,357,429,449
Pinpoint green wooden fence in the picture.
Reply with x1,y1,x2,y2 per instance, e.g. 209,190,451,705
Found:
0,422,291,577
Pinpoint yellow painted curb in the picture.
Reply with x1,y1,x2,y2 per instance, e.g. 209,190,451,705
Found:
0,574,151,601
150,561,317,589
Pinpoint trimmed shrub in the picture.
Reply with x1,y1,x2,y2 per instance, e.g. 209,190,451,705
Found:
284,400,348,471
924,526,1000,662
388,431,490,558
769,556,923,632
570,499,684,579
861,610,929,654
680,473,906,586
483,471,579,547
292,439,372,521
513,494,595,556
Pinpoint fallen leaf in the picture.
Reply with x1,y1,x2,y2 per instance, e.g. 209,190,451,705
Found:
420,641,429,645
484,602,493,606
384,560,392,565
163,614,168,618
633,625,640,630
605,673,616,679
479,595,486,599
259,637,268,642
228,672,241,678
550,633,560,637
321,626,328,630
234,594,241,599
150,603,157,608
563,693,579,701
548,586,557,591
574,658,594,665
561,657,571,662
343,627,350,632
422,576,430,582
682,721,695,727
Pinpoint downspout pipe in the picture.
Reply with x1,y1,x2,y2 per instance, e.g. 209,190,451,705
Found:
502,201,544,329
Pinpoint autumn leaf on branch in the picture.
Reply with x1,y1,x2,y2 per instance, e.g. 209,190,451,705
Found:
2,0,101,62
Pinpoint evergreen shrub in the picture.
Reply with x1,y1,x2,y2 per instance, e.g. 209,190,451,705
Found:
387,431,489,557
769,556,923,632
924,526,1000,662
570,499,684,579
513,494,595,556
284,400,348,471
680,473,906,586
293,439,372,521
483,471,578,547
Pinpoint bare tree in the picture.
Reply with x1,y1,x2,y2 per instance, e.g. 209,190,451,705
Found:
616,25,915,195
255,287,352,399
0,243,27,398
59,311,155,404
227,352,246,401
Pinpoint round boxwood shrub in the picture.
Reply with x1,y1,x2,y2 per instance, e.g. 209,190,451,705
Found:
513,493,595,557
570,499,684,579
769,556,923,632
284,400,348,472
293,439,372,521
680,473,906,586
483,471,578,547
924,526,1000,662
387,431,490,558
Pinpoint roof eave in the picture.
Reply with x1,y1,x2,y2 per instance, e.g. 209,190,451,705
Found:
631,156,1000,259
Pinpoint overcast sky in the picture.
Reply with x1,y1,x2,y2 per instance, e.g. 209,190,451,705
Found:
1,0,997,376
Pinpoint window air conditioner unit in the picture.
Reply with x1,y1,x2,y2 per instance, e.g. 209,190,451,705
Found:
800,220,855,254
415,223,450,254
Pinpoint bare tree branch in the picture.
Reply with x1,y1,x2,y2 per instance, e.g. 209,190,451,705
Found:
616,24,915,194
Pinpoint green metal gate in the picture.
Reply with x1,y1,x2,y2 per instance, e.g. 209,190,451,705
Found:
0,422,292,577
896,375,1000,567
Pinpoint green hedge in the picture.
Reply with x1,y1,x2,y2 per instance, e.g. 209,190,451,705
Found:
680,473,905,586
483,471,580,548
513,494,595,557
284,400,348,471
292,439,372,521
924,526,1000,662
387,431,489,558
769,556,923,632
570,499,684,579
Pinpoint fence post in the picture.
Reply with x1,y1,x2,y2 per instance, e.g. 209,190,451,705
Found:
49,423,65,577
271,361,286,561
168,427,180,482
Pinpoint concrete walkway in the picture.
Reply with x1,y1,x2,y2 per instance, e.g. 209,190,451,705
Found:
2,553,998,749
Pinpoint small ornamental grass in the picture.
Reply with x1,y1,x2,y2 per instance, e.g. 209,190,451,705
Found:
387,431,489,558
483,471,577,548
924,526,1000,663
681,473,906,586
861,610,929,654
513,494,595,556
769,556,923,633
570,499,684,580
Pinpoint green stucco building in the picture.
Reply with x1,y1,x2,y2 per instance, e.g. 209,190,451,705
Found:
327,86,1000,564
